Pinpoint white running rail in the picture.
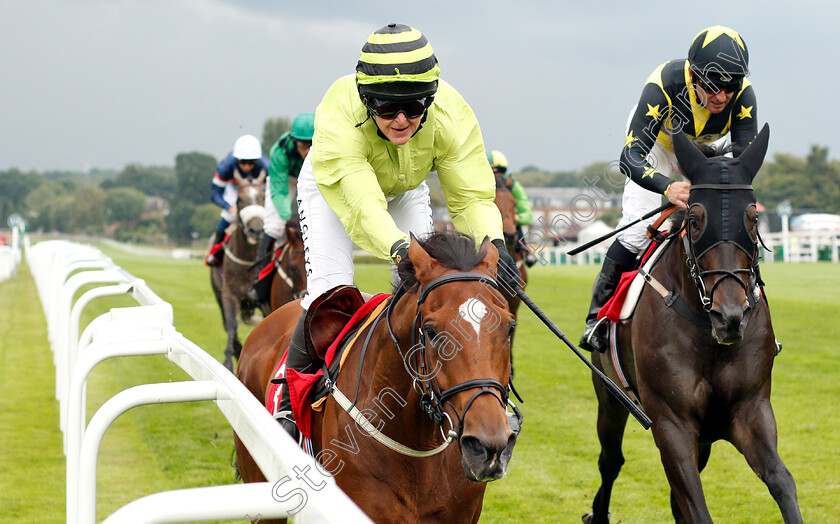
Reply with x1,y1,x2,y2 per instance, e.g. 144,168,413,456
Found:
26,239,371,524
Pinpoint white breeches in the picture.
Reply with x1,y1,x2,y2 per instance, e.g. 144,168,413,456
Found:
220,183,238,223
296,154,433,310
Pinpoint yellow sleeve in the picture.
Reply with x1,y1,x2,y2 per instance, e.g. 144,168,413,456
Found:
434,87,503,244
310,76,407,259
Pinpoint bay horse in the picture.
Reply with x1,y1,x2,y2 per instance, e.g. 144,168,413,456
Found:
585,124,802,523
235,231,518,524
269,216,307,312
494,174,528,347
210,170,270,371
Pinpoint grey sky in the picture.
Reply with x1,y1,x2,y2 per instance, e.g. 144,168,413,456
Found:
1,0,836,174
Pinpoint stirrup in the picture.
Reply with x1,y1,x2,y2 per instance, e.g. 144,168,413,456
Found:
275,410,303,445
580,317,609,353
775,338,783,355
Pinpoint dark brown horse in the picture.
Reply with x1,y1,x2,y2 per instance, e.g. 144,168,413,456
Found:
211,171,270,371
235,231,518,524
269,216,307,312
585,124,802,523
494,174,528,342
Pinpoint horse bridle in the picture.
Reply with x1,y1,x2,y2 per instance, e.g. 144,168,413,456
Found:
273,240,307,300
682,183,761,313
386,272,511,442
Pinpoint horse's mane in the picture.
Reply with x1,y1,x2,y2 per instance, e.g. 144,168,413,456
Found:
696,141,744,158
395,230,488,291
668,208,687,235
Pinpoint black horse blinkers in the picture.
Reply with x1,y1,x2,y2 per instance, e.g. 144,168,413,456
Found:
673,124,770,311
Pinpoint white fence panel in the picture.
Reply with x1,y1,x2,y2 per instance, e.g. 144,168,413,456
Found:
26,239,371,524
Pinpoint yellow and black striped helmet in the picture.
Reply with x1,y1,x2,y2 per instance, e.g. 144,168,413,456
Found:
356,23,440,101
688,26,749,81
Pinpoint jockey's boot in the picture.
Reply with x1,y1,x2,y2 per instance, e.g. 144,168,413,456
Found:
276,310,310,442
524,251,538,268
579,242,635,353
205,229,225,267
247,233,276,302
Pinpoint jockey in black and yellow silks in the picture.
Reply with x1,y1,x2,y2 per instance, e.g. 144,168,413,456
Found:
580,26,758,353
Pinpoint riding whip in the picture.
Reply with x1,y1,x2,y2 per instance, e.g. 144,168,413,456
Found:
515,288,652,429
567,203,674,256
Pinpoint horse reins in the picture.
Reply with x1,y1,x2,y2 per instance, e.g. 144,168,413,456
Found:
272,240,306,299
221,225,258,266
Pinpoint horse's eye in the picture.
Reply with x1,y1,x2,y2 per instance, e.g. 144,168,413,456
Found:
507,322,517,339
424,325,438,340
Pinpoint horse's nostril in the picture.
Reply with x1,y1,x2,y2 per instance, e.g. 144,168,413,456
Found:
460,436,489,462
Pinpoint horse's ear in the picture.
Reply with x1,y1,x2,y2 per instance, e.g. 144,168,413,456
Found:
477,236,499,273
672,130,706,182
479,236,497,260
408,234,439,281
739,123,770,181
285,223,298,242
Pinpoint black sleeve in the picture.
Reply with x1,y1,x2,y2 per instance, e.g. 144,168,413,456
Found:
729,85,758,150
619,83,676,195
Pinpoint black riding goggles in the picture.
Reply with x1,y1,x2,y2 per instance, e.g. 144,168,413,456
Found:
695,76,742,95
364,96,434,120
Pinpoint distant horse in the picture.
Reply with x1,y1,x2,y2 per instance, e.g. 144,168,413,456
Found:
585,124,802,523
235,231,518,524
269,216,307,312
210,171,270,371
494,174,528,357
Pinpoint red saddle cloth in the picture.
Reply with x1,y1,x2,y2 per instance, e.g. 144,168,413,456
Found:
204,234,231,266
597,237,662,323
597,271,639,323
256,242,287,283
265,293,391,439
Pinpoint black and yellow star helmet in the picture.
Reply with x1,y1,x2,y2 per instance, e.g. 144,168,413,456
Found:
356,23,440,101
688,26,749,82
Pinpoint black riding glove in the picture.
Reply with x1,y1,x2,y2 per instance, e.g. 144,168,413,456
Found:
390,238,410,265
492,238,521,292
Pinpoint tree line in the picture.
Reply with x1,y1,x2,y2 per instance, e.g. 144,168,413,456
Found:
511,145,840,216
2,133,838,246
0,117,290,245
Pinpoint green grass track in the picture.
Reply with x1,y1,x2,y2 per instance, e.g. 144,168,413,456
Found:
1,242,837,523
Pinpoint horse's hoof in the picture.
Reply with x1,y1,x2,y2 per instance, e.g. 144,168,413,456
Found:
581,512,609,524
